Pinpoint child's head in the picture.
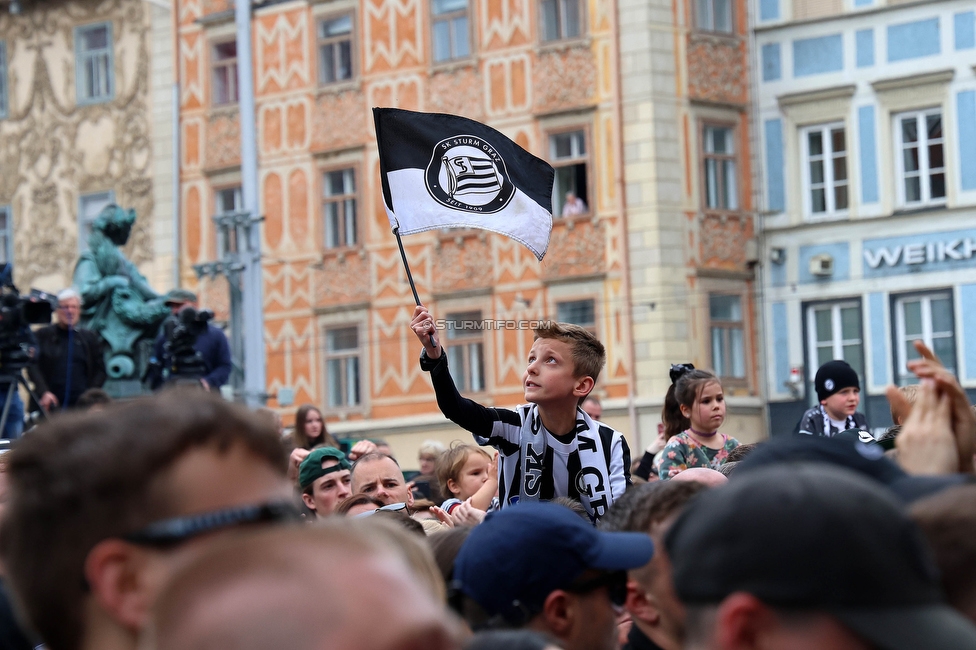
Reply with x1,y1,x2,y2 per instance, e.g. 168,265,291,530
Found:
816,360,861,420
436,443,492,501
662,366,724,438
526,322,606,405
889,384,919,425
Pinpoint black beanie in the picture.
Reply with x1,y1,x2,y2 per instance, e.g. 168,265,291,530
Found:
815,360,859,402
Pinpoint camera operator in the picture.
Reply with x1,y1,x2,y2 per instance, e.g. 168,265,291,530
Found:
27,289,106,412
149,289,231,391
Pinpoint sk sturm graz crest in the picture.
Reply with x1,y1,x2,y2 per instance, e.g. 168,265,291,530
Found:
425,135,516,213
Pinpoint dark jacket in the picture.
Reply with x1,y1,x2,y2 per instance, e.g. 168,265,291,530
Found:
793,406,868,437
27,325,106,405
151,323,232,389
622,622,667,650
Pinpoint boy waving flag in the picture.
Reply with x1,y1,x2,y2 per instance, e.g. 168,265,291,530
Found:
373,108,555,260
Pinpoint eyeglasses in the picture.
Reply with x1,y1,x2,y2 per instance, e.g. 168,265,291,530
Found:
355,502,408,518
121,501,302,548
565,570,629,608
669,363,695,384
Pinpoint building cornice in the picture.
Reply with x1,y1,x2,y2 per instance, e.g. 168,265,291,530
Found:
871,68,954,93
777,84,855,107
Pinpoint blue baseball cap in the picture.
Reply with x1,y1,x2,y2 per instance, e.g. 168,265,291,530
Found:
453,502,654,623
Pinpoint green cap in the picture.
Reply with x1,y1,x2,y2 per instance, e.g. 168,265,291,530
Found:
164,288,198,305
298,447,351,489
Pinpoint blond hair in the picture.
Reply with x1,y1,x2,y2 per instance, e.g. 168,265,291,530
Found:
435,443,491,499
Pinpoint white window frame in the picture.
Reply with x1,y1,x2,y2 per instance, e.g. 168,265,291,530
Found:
318,13,355,85
211,40,239,106
709,293,746,381
78,191,115,253
324,324,362,409
702,124,738,211
556,298,596,334
540,0,583,42
75,22,114,105
215,186,242,257
431,0,471,63
804,301,864,404
322,167,357,249
0,41,8,119
445,310,486,393
893,292,956,386
549,128,590,218
893,108,946,209
695,0,732,33
800,123,849,220
0,205,12,265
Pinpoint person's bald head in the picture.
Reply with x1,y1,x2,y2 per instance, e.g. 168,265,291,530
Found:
671,467,727,487
146,524,461,650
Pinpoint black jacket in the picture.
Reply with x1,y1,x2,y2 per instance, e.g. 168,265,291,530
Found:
793,406,868,437
28,325,106,402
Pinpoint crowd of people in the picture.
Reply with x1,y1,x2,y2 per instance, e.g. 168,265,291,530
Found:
0,302,972,650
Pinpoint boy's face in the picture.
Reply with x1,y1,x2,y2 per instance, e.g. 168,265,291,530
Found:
523,338,588,405
821,387,860,419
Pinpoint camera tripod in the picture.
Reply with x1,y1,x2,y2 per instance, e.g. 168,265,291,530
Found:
0,371,45,436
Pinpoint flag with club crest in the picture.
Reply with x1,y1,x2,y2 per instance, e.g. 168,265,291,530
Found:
373,108,555,260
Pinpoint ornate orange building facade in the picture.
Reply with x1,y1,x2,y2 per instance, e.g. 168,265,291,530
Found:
175,0,763,461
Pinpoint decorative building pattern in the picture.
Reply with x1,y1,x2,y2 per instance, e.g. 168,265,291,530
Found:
0,0,157,290
686,36,748,105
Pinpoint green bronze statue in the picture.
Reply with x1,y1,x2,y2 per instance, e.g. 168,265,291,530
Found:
73,205,170,393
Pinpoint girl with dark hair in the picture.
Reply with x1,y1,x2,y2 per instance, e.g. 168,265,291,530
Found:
293,404,340,450
656,364,739,480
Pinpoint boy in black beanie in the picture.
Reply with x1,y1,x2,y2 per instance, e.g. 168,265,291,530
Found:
793,360,868,436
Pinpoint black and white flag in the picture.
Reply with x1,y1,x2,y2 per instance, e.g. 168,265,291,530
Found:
373,108,555,260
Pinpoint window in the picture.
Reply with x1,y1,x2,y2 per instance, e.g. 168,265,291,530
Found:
0,41,8,119
318,15,354,84
215,186,242,256
695,0,732,32
445,311,485,392
802,124,848,217
703,125,737,210
805,302,863,405
212,41,239,106
709,294,745,379
431,0,470,62
75,23,114,104
894,292,955,386
323,168,357,248
325,326,361,408
78,191,114,253
540,0,582,41
895,109,945,207
557,299,595,332
549,130,589,217
0,206,11,265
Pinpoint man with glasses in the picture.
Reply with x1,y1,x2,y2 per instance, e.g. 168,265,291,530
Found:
452,501,654,650
27,288,106,414
0,391,294,650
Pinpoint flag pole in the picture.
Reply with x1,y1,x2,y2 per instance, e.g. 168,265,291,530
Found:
393,225,438,349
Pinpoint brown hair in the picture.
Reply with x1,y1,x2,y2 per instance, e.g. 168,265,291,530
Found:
662,368,721,439
0,392,287,650
435,443,491,499
335,493,385,515
293,404,340,450
910,485,976,614
599,481,707,533
533,322,606,386
428,525,475,584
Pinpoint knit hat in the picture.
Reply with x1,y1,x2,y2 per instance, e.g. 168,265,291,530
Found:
815,360,859,402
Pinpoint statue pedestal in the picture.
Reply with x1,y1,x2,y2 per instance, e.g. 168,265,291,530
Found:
104,379,150,399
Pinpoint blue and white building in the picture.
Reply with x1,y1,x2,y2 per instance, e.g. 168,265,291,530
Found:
754,0,976,435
